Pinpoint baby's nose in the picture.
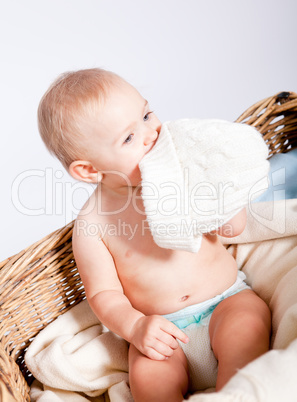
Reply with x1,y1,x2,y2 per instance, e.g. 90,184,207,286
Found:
144,129,158,145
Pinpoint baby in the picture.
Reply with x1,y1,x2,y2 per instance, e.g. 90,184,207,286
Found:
38,68,271,401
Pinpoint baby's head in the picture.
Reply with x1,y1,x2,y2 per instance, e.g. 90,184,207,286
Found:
38,68,121,171
38,68,161,187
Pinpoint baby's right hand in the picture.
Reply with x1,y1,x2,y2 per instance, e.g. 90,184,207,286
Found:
129,315,189,360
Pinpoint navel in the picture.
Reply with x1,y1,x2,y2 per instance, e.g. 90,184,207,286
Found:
179,295,189,302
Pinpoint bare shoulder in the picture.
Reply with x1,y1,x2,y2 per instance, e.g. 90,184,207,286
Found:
72,190,123,299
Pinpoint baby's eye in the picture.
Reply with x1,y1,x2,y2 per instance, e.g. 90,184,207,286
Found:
124,134,134,144
143,111,153,121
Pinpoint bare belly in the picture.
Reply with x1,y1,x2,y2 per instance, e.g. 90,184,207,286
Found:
96,189,238,316
108,231,238,316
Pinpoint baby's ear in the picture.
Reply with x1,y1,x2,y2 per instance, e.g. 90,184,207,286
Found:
69,160,103,183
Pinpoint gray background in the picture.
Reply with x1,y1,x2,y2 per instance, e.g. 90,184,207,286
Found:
1,0,296,260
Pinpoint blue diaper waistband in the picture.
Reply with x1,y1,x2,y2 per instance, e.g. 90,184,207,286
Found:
163,270,250,329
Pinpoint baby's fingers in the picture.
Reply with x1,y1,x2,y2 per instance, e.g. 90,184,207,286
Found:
158,330,179,350
162,320,189,344
145,346,170,361
155,339,176,358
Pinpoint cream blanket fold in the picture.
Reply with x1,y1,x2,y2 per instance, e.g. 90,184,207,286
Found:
139,119,269,252
25,300,132,402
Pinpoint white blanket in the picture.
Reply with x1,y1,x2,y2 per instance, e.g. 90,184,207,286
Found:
139,119,269,252
25,199,297,402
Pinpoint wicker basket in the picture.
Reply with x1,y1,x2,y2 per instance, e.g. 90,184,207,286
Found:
1,91,297,401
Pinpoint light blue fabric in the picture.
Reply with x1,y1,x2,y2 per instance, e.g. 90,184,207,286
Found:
254,148,297,202
167,303,218,330
163,271,250,330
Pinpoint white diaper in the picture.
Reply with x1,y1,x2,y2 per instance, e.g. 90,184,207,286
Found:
163,271,250,391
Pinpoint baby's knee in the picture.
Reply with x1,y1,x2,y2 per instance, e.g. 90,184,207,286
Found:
239,291,271,335
128,345,149,388
129,345,188,400
210,290,271,346
236,299,271,350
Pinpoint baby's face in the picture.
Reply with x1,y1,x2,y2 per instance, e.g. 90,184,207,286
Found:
83,80,161,188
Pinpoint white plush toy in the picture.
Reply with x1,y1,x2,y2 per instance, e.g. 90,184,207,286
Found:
139,119,269,253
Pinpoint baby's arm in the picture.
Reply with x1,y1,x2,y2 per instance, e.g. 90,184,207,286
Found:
72,218,188,361
213,208,247,238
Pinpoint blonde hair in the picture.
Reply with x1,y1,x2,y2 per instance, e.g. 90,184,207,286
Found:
38,68,121,170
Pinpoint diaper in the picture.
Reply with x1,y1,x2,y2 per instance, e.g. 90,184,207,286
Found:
163,271,250,392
